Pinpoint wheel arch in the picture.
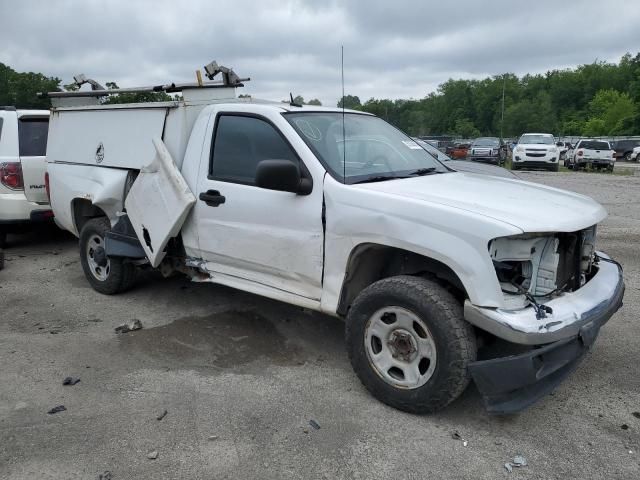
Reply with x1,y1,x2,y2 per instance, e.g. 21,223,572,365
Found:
71,198,108,235
336,243,468,316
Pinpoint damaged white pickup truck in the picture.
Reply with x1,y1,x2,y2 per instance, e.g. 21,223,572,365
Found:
44,64,624,414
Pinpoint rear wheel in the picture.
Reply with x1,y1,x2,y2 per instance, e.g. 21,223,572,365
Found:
624,152,631,162
345,275,476,413
79,217,136,295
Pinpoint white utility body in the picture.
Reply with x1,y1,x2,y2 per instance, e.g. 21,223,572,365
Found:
45,66,624,414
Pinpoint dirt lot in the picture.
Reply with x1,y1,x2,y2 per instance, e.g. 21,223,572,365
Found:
1,171,639,479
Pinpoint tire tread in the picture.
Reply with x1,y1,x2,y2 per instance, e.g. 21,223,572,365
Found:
345,275,476,413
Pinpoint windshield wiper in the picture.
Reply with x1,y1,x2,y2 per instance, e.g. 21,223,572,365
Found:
408,167,439,176
352,174,411,184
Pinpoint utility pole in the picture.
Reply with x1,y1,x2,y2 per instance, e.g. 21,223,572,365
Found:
500,74,506,140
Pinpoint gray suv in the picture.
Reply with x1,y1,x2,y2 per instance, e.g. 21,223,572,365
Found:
467,137,506,165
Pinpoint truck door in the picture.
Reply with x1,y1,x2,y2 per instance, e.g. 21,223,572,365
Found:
18,115,50,204
194,111,324,300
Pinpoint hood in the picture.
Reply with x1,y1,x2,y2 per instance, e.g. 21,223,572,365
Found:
354,172,606,233
445,160,517,179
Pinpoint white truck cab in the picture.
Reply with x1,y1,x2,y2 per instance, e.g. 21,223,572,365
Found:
0,107,52,247
44,64,624,415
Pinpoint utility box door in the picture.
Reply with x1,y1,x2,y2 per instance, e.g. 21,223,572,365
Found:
124,138,196,267
47,106,170,170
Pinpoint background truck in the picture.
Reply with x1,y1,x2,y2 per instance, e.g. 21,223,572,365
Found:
0,107,52,247
570,139,616,171
44,63,624,415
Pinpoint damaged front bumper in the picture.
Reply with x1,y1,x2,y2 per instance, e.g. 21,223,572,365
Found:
463,252,624,414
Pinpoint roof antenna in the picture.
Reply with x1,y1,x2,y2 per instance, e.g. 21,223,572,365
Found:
341,45,346,184
289,92,303,107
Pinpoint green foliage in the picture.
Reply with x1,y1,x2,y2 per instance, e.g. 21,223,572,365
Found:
2,52,640,137
348,53,640,137
337,94,361,109
103,82,172,104
453,118,480,138
583,89,636,135
0,62,61,108
307,98,322,106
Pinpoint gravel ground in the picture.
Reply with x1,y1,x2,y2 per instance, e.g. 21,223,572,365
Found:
0,171,639,479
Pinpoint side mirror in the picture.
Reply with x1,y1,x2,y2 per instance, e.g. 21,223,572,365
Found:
255,159,312,195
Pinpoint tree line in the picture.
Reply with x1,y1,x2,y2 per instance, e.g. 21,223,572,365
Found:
339,53,640,138
3,53,639,138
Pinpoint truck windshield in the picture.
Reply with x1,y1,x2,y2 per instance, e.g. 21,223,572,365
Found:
519,134,554,145
472,138,500,147
285,112,447,183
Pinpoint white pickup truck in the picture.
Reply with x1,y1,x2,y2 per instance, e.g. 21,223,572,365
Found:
0,107,52,247
44,66,624,415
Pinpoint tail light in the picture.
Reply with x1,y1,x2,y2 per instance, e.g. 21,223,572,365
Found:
577,150,583,156
45,172,51,202
0,162,24,190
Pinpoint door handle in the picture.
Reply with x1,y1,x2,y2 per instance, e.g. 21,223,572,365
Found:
199,190,226,207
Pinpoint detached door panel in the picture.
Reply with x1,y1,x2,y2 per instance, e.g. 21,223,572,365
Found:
195,113,324,300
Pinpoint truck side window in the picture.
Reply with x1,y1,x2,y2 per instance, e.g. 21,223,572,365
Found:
210,114,298,185
18,118,49,157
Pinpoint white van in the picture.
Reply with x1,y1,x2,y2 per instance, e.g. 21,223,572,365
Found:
0,107,52,247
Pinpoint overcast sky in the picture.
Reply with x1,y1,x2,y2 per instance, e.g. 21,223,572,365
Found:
1,0,639,105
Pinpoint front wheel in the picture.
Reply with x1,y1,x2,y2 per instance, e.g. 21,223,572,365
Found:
624,152,631,162
345,276,476,414
79,217,136,295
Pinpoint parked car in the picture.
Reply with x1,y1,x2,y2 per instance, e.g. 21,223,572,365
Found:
413,138,517,179
512,133,560,171
569,139,616,171
446,142,470,159
563,145,575,168
630,145,640,162
467,137,506,165
557,141,573,161
45,66,624,415
612,139,640,161
0,107,52,247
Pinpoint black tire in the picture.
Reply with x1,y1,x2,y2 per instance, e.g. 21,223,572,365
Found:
551,163,560,172
624,152,631,162
79,217,136,295
345,275,476,414
0,230,6,249
511,165,519,171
